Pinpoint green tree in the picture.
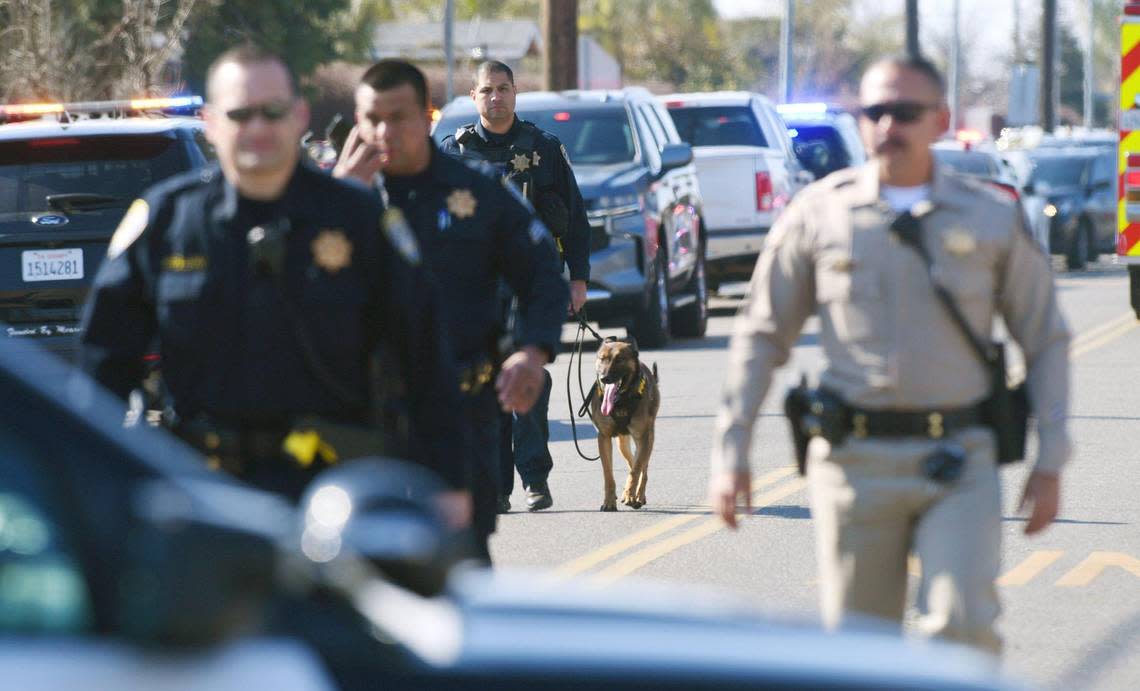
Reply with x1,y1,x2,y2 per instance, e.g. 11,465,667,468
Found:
180,0,359,90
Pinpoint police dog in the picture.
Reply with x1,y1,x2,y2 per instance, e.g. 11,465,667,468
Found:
588,337,660,511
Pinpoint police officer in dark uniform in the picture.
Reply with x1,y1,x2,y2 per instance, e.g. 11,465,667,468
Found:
439,60,591,513
79,46,472,528
333,59,568,563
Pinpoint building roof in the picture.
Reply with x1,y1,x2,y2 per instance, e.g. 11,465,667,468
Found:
372,20,542,62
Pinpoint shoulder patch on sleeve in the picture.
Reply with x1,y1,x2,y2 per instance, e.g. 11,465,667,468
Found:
382,207,422,265
107,199,150,259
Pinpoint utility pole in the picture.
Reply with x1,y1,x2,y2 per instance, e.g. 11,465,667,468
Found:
779,0,794,102
949,0,960,131
444,0,455,104
905,0,919,58
1083,0,1094,126
542,0,578,91
1013,0,1022,63
1042,0,1057,131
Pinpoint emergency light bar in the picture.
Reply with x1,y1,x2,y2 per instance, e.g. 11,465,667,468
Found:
0,96,202,121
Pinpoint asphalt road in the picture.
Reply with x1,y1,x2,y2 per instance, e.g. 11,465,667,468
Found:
491,257,1140,691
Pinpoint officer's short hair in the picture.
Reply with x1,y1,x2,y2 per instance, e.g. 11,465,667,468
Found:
361,60,430,110
206,44,299,99
868,54,946,101
475,60,515,86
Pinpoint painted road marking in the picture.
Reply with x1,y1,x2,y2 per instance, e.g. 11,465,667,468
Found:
553,466,798,578
1056,551,1140,587
590,477,808,584
997,550,1065,586
1069,318,1138,360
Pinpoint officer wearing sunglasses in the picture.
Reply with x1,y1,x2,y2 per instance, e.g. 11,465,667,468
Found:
79,45,474,532
709,55,1070,654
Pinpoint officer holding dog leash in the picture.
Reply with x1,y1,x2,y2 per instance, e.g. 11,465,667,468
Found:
440,60,591,514
709,55,1071,654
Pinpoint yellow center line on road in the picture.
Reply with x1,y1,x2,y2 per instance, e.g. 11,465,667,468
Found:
1068,312,1134,352
589,477,808,584
997,550,1065,587
552,465,798,579
1069,318,1138,360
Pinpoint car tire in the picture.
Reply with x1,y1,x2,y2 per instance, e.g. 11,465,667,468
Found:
671,242,708,338
1066,219,1091,271
630,243,671,349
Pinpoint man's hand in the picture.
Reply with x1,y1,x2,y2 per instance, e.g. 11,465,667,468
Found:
708,470,752,530
331,125,381,186
569,280,588,315
435,490,473,530
496,346,548,413
1019,470,1060,535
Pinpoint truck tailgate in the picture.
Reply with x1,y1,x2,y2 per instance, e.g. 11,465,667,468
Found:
691,146,779,231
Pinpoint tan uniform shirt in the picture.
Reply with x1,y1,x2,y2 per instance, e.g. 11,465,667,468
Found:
712,162,1072,475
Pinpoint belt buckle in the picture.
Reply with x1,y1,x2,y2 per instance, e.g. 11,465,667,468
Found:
928,412,944,439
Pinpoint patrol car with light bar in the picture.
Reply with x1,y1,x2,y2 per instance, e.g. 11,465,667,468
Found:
0,97,211,356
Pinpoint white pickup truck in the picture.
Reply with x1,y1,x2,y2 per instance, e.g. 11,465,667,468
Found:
661,92,813,287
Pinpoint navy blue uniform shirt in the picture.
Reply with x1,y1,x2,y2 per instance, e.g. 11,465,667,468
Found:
79,162,469,489
440,117,590,283
381,143,568,364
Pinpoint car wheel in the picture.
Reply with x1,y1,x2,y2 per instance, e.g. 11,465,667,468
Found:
671,243,708,338
1066,220,1091,271
630,244,671,348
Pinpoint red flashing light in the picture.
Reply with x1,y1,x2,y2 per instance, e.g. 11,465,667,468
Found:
665,101,684,109
1128,154,1140,168
29,137,80,148
143,353,161,362
1126,171,1140,188
755,172,774,211
1127,4,1140,16
553,111,571,121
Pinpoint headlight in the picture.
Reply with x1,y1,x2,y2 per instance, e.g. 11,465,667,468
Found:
1043,203,1058,218
588,192,641,220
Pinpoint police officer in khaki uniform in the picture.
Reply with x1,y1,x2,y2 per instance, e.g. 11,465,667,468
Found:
708,55,1071,654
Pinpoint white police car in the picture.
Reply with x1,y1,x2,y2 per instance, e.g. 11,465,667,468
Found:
0,98,211,357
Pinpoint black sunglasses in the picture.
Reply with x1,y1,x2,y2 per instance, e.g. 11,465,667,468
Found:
860,101,938,124
224,101,293,123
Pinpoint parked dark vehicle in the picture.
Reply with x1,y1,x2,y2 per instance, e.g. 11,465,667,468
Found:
1,337,1027,690
435,88,707,347
1024,147,1117,270
777,102,867,180
0,100,211,357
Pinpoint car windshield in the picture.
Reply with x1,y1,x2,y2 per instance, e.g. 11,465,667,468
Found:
522,108,637,165
933,149,994,177
1029,155,1091,189
788,124,850,176
667,106,767,147
0,135,185,214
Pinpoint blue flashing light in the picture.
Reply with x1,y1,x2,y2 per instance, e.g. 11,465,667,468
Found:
777,102,829,116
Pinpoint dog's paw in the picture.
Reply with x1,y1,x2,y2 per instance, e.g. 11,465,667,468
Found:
628,499,644,509
600,501,617,512
620,489,636,506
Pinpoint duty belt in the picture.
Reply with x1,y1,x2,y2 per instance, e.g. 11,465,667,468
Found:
846,403,987,440
459,358,495,396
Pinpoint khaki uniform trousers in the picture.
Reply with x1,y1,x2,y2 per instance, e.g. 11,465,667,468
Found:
806,425,1002,654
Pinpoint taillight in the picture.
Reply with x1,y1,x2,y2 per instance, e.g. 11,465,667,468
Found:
755,172,774,211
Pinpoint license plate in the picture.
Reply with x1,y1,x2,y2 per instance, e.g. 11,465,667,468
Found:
22,248,84,282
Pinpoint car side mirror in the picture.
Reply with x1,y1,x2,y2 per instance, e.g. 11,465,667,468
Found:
299,458,472,597
119,479,287,646
659,143,693,172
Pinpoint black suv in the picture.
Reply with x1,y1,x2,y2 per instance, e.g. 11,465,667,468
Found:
435,88,707,347
0,101,211,356
1025,146,1117,270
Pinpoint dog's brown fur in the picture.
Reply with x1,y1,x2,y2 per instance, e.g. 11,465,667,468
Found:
587,337,660,511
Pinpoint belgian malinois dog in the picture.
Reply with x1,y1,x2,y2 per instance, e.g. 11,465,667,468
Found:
587,337,660,511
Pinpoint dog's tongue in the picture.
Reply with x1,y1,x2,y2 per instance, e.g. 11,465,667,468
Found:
601,383,619,416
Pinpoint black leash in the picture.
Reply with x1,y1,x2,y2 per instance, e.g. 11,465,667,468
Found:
566,308,603,461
